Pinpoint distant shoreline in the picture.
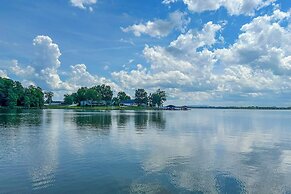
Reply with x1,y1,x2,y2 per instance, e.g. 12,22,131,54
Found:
45,105,291,111
1,106,291,111
44,105,155,111
189,106,291,110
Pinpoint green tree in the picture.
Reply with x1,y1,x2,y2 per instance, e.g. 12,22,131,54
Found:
64,94,75,105
117,91,131,102
44,91,54,105
86,88,101,106
0,77,44,108
0,78,25,107
135,89,148,106
148,93,153,107
26,86,44,108
7,89,18,108
88,88,101,102
15,81,24,106
93,84,113,102
112,97,119,106
23,95,31,108
149,89,166,107
112,91,131,106
76,87,88,102
64,84,114,106
0,77,14,106
36,87,44,108
72,85,112,105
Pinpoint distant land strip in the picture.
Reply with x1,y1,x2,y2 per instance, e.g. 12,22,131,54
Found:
188,106,291,110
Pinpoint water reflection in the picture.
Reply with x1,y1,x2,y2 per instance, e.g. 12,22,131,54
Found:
1,109,291,193
215,172,245,194
73,111,112,135
134,111,148,131
116,111,130,129
29,110,61,191
130,182,172,194
0,109,42,127
116,111,166,131
69,111,166,132
116,110,291,193
149,111,166,130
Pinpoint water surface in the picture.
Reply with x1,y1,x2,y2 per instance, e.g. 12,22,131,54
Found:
1,109,291,193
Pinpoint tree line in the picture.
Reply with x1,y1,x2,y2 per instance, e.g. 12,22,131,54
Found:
0,77,44,108
64,85,166,107
0,77,167,108
64,84,114,105
135,88,166,107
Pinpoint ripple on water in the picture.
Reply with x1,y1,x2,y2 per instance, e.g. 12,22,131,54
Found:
130,183,171,194
31,168,55,191
2,109,291,193
169,168,216,193
215,171,246,194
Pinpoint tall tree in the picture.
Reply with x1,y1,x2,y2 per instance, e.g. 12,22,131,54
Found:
26,86,44,108
44,91,54,105
112,97,119,106
66,84,113,106
149,89,166,107
86,88,101,106
76,87,88,102
93,84,113,102
64,94,75,105
0,77,44,108
135,89,148,106
112,91,131,106
0,77,14,106
7,89,18,108
23,95,31,108
15,81,24,106
117,91,131,101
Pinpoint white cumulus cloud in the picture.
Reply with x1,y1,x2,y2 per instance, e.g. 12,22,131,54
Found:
1,7,291,105
32,35,69,90
215,9,291,75
67,64,119,91
113,8,291,105
70,0,96,10
0,36,120,100
113,22,222,99
164,0,276,16
122,11,190,38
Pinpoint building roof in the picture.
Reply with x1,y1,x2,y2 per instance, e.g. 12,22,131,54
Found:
120,99,135,104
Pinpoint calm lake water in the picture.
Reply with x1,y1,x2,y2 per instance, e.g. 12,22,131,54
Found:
1,109,291,193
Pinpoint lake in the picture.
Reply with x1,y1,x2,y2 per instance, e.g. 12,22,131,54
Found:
1,109,291,193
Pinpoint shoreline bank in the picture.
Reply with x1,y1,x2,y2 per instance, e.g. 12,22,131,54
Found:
1,106,291,111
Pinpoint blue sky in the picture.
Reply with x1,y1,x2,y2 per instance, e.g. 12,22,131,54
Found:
0,0,290,106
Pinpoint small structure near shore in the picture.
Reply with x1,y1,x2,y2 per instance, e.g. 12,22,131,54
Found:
164,105,176,110
163,105,189,110
119,99,137,107
44,101,64,106
80,100,107,106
